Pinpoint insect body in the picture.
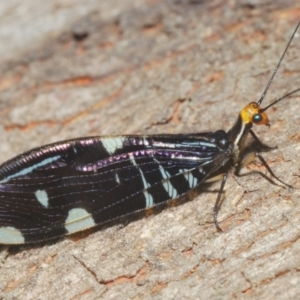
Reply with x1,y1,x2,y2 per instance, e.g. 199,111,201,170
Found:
0,23,299,244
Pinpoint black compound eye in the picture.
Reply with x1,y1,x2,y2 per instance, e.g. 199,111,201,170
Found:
253,114,262,123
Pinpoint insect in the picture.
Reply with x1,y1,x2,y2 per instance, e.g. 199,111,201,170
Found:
0,23,299,245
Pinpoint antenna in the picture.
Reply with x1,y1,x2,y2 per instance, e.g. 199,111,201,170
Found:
261,87,300,112
257,21,300,106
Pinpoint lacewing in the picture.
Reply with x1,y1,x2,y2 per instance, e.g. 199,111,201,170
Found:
0,22,299,244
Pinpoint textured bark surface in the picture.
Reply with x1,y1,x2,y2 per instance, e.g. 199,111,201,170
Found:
0,1,300,299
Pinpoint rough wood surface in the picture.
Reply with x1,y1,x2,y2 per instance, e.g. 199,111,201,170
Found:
0,1,300,299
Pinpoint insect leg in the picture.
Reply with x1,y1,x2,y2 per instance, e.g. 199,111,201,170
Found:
213,173,228,232
255,153,293,189
236,150,292,189
250,129,277,150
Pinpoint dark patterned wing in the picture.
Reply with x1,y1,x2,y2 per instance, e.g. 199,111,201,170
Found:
0,130,231,244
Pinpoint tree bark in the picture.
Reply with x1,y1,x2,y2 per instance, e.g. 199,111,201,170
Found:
0,0,300,299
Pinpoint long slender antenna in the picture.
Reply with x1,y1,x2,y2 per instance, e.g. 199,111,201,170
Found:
261,87,300,112
257,21,300,106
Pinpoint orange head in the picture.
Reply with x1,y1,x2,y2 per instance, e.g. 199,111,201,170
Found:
240,102,270,126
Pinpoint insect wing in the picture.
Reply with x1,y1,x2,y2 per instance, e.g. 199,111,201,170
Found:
0,131,231,244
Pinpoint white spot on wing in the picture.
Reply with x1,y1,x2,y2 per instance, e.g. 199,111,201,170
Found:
35,190,49,208
0,155,61,183
163,181,177,198
115,173,120,184
0,226,25,244
181,169,198,189
143,137,149,146
130,153,154,207
65,208,96,234
153,142,176,148
143,191,154,208
154,158,177,198
129,153,137,166
101,137,126,155
198,142,216,148
153,141,216,149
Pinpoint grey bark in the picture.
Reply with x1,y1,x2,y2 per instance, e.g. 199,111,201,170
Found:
0,0,300,299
